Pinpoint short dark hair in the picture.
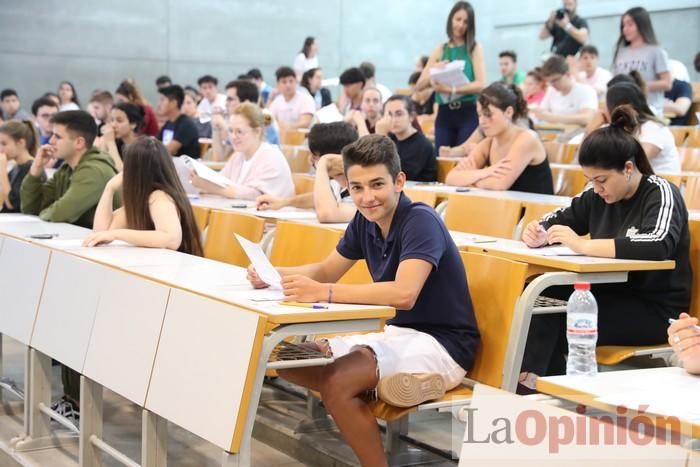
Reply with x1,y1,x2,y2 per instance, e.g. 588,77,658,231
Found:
247,68,263,80
540,55,568,77
339,67,366,86
359,62,376,80
159,84,185,109
225,80,259,104
31,97,59,116
1,89,18,101
498,50,517,62
342,134,401,181
275,66,296,82
384,95,415,115
50,110,98,147
197,75,218,86
237,74,252,81
579,45,599,57
308,122,358,157
155,75,172,86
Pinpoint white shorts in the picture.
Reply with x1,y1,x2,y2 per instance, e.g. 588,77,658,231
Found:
324,325,466,390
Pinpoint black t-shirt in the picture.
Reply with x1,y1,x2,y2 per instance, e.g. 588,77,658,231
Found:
665,79,693,126
389,132,436,182
2,160,32,213
550,15,588,57
158,114,200,158
413,92,435,116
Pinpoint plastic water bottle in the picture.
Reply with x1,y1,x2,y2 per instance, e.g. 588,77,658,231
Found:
566,282,598,376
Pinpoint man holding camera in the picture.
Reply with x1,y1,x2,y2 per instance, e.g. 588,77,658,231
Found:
539,0,589,57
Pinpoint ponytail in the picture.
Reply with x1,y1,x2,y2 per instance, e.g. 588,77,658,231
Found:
579,104,655,176
0,120,39,156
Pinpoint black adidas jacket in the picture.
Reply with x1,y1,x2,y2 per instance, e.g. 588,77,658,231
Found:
540,175,692,314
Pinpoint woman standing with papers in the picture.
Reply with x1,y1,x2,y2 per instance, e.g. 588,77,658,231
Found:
415,1,486,155
519,105,691,385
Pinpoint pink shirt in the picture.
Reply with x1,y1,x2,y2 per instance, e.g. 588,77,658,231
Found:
268,91,316,126
221,143,295,200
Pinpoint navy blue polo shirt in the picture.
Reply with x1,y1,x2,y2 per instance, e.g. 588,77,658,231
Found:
336,192,480,371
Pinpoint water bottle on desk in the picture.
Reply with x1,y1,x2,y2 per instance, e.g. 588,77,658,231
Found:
566,282,598,376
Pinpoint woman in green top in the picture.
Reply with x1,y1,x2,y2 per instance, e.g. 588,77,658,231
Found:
415,1,486,155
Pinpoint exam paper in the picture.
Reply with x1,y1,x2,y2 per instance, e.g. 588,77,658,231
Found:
316,104,344,123
181,155,232,188
234,234,282,289
529,245,582,256
429,60,471,101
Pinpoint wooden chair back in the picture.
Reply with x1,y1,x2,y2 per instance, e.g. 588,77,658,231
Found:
462,251,529,388
203,210,266,267
444,194,522,238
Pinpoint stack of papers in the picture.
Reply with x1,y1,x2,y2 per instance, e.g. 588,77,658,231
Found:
181,155,232,188
429,60,471,102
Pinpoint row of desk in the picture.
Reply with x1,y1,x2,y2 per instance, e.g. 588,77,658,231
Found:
0,214,393,466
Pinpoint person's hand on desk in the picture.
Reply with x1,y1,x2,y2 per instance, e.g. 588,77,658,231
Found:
522,220,548,247
282,275,325,303
255,194,286,211
83,230,118,247
545,225,586,252
668,313,700,375
246,265,270,289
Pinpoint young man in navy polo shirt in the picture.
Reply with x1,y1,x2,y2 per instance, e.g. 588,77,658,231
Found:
247,134,479,467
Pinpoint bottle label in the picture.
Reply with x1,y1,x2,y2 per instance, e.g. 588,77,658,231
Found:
567,313,597,335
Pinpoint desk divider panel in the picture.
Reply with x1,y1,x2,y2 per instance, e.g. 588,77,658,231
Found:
0,237,51,345
31,251,105,372
145,288,265,452
82,266,171,405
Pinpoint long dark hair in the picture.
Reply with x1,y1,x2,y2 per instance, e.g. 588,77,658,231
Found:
301,36,315,58
301,68,320,93
115,79,149,106
579,105,654,176
446,1,476,54
112,102,145,134
478,82,529,124
122,137,203,256
605,82,661,125
607,70,646,96
613,7,659,63
59,81,80,107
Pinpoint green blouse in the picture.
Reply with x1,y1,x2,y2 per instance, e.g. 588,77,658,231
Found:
435,43,477,105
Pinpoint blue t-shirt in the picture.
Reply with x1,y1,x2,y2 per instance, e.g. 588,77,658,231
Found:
336,193,480,371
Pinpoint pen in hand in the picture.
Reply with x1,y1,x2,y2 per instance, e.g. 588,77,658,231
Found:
668,318,700,332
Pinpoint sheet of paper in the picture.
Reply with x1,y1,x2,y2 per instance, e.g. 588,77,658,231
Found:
234,234,282,289
0,214,39,223
315,104,344,123
429,60,471,101
181,155,232,188
245,288,285,301
529,245,582,256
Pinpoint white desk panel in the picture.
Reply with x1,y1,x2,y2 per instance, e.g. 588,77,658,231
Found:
0,220,89,240
83,267,170,405
31,251,105,371
0,237,51,344
146,289,263,452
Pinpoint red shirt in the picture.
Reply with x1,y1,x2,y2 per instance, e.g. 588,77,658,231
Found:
141,105,160,136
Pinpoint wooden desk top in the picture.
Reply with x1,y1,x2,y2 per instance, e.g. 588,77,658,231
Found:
405,181,573,205
191,195,318,221
450,232,676,273
537,367,700,439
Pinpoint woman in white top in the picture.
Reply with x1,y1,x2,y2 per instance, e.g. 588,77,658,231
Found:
293,36,319,81
606,82,680,173
58,81,81,111
191,102,294,200
612,7,672,115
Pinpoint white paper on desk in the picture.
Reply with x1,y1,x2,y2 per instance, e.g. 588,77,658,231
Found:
181,155,232,188
529,245,583,256
316,104,344,123
234,234,282,289
245,288,285,301
429,60,470,102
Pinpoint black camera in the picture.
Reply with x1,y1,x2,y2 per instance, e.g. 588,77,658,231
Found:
555,8,568,19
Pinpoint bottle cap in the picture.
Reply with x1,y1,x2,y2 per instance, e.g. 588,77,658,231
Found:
574,282,591,290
